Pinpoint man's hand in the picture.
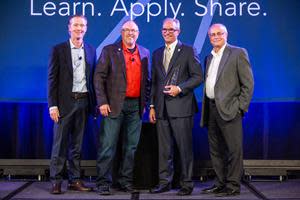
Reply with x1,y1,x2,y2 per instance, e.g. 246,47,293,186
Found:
50,107,60,123
99,104,111,117
163,85,180,97
149,108,156,124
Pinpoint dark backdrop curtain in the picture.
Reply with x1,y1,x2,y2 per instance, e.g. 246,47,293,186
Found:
0,102,299,160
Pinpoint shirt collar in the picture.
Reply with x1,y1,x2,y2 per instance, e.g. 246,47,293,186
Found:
122,42,138,54
69,39,84,49
165,40,178,51
211,43,227,57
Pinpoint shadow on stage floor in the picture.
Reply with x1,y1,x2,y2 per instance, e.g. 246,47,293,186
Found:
1,178,300,200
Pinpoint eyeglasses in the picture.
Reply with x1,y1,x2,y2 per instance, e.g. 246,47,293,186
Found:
161,28,178,33
209,32,225,37
122,29,139,33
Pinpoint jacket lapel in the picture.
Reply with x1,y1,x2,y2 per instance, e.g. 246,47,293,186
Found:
116,41,126,79
137,45,147,83
205,54,213,79
63,41,73,77
84,45,90,81
215,45,231,83
157,47,166,76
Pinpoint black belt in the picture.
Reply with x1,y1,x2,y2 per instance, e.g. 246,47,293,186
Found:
72,92,88,99
125,97,139,100
209,98,215,104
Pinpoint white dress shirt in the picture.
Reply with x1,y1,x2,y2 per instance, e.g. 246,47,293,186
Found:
205,43,227,99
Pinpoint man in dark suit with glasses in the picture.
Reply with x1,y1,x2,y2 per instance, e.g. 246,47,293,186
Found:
149,18,203,196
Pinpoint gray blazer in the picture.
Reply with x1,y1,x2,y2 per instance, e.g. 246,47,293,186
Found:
200,44,254,127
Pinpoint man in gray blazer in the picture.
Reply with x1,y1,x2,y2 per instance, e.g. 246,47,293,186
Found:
200,23,254,197
149,18,203,196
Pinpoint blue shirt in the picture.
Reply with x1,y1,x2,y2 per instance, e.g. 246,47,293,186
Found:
69,39,87,93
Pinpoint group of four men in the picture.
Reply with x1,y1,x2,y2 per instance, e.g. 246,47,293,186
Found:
47,15,254,197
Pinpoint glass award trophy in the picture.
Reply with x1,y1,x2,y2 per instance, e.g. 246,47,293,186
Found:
166,67,179,86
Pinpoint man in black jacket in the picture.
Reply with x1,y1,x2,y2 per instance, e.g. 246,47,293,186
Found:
149,18,203,196
47,15,96,194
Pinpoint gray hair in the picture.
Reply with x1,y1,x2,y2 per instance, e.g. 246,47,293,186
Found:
163,18,180,30
121,20,139,31
208,23,228,34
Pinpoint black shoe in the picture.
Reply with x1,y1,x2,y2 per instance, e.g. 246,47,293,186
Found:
50,183,62,194
149,184,171,193
215,187,240,197
177,187,193,196
97,185,111,195
121,185,137,193
201,185,224,194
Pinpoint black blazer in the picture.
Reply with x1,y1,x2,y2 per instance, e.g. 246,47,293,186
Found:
150,41,203,118
47,41,96,117
93,41,151,118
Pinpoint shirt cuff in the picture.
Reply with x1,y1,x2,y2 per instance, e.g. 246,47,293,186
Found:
49,106,58,112
177,86,182,93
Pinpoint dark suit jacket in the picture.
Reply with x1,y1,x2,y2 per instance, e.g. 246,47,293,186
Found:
150,41,203,118
47,41,96,117
200,44,254,127
93,41,151,118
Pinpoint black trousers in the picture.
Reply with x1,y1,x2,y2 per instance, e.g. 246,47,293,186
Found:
156,110,194,190
208,99,243,191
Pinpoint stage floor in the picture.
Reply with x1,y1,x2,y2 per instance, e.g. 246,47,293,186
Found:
1,179,300,200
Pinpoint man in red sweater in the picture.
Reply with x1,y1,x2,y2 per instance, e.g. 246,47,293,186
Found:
93,20,151,195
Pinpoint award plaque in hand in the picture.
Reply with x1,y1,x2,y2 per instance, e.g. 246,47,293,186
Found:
166,67,179,85
164,67,180,92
